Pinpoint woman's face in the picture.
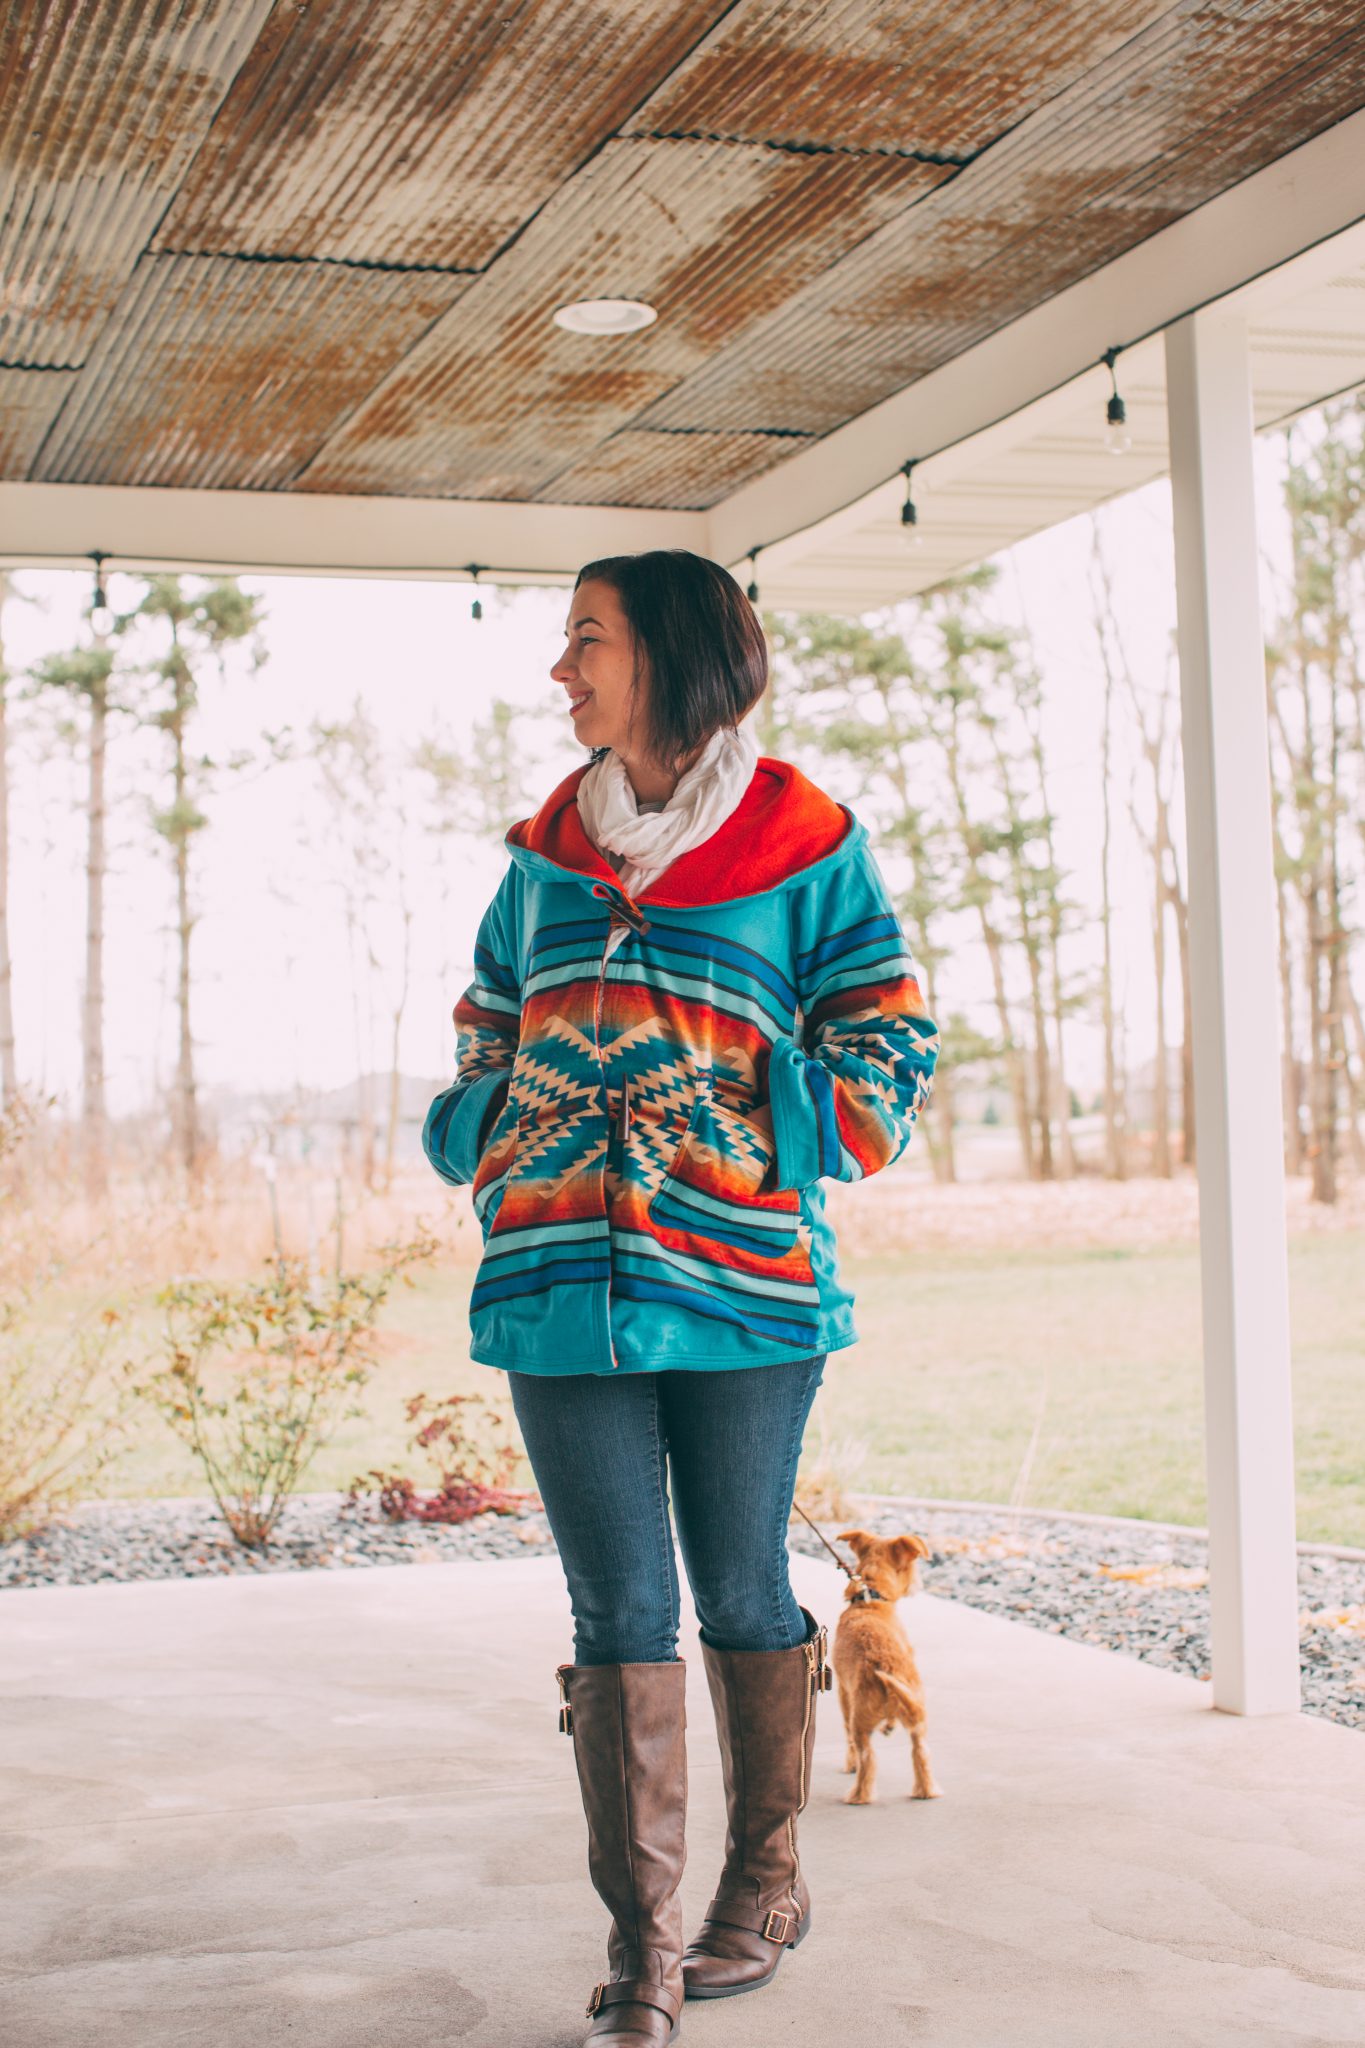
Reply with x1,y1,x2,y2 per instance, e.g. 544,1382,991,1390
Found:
550,578,645,756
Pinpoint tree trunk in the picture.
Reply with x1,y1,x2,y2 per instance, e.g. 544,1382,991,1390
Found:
1151,795,1171,1178
1024,681,1075,1177
1276,875,1304,1176
1026,943,1054,1180
943,708,1034,1177
916,950,956,1184
1341,963,1365,1174
1170,858,1195,1170
0,575,16,1109
382,892,413,1189
986,723,1052,1178
1098,626,1124,1178
170,693,199,1181
1305,870,1336,1204
83,666,109,1199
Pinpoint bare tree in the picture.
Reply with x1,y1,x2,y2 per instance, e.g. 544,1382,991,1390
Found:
127,577,268,1181
1088,533,1129,1177
25,604,127,1194
0,574,17,1109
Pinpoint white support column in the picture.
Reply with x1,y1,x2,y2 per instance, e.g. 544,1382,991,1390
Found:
1164,309,1300,1716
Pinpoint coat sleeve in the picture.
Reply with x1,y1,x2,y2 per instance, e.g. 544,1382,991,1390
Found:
422,872,521,1187
767,840,939,1191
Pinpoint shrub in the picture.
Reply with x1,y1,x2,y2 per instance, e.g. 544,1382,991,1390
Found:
0,1308,138,1542
139,1230,436,1549
348,1389,535,1524
0,1095,140,1542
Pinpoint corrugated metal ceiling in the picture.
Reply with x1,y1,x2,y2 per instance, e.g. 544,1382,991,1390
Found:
622,0,1172,156
0,0,277,367
2,0,1363,514
293,136,941,500
34,256,470,489
154,0,735,270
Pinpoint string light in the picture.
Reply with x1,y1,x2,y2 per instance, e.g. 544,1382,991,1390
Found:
468,564,484,621
88,550,113,635
746,549,761,605
1102,347,1131,455
901,461,924,548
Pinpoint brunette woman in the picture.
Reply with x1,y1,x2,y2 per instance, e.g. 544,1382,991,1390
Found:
424,551,938,2045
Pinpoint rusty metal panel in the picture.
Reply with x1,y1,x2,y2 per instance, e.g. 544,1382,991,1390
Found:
536,428,812,510
33,256,470,489
625,0,1172,157
0,369,77,479
155,0,736,271
296,135,945,500
639,0,1365,440
0,0,278,369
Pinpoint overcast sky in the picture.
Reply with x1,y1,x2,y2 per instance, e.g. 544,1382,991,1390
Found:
7,429,1299,1122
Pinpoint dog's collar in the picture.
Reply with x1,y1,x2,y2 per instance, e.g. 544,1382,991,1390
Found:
848,1585,888,1604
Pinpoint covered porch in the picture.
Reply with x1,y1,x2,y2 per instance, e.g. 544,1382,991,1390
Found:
3,1552,1364,2046
3,28,1365,2032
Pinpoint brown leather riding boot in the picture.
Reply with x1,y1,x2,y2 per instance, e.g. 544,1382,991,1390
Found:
558,1659,688,2045
681,1606,830,2000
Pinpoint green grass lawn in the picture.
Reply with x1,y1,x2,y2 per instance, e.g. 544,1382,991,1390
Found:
92,1230,1365,1546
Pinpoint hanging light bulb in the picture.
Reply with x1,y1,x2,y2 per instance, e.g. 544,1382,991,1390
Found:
468,564,484,621
1102,348,1131,455
901,460,924,548
746,549,760,605
89,550,113,635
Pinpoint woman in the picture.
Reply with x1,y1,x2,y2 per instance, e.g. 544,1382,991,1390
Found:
423,551,938,2046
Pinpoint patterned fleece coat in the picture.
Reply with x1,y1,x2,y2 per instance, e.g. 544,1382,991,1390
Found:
422,756,939,1375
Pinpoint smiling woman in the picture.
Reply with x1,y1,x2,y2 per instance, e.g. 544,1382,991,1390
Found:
550,550,768,799
422,547,939,2046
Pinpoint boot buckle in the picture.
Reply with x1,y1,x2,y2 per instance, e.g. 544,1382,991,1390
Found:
586,1981,606,2016
763,1908,793,1943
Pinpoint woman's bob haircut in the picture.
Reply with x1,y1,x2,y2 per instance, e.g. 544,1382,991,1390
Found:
574,549,767,767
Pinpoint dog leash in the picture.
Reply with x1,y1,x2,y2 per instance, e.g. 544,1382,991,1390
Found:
789,1501,886,1604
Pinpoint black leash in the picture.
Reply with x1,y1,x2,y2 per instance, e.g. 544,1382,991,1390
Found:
789,1500,886,1603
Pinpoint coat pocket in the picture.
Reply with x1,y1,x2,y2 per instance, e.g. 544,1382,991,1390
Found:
647,1084,801,1261
471,1103,520,1235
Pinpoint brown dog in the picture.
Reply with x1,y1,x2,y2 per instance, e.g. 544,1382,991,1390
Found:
831,1529,940,1805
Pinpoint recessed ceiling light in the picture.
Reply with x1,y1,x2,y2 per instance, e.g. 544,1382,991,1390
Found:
553,298,658,337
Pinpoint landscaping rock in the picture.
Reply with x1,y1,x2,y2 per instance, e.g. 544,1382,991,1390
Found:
3,1493,1360,1734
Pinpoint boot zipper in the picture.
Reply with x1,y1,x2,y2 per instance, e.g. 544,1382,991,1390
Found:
557,1666,573,1735
788,1625,830,1884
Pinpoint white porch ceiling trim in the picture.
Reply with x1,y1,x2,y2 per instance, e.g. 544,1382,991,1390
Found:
0,484,704,583
0,103,1362,589
711,100,1365,576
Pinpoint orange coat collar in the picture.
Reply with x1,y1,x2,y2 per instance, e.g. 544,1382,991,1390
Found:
506,757,852,906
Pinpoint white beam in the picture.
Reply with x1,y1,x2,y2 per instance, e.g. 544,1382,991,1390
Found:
0,481,705,581
1165,308,1300,1718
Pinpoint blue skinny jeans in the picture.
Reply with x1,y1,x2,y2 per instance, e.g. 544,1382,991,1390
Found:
508,1354,826,1665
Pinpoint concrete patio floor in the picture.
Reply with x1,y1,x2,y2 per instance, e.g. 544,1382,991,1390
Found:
2,1552,1364,2048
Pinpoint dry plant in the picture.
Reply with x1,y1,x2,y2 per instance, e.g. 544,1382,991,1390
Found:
0,1308,138,1541
138,1227,437,1549
0,1096,140,1540
792,1411,870,1523
348,1388,535,1525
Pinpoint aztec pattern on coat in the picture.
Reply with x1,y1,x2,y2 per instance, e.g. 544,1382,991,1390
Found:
422,757,939,1375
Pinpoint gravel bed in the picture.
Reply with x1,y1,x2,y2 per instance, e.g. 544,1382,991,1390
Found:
4,1494,1361,1734
789,1505,1365,1734
0,1493,558,1587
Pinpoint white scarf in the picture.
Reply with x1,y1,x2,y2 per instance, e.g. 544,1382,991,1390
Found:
577,723,759,899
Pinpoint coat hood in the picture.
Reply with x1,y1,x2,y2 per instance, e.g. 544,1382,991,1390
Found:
505,756,856,907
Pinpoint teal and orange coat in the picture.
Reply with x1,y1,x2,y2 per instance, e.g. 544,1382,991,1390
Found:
423,757,939,1375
